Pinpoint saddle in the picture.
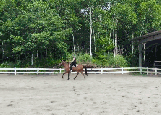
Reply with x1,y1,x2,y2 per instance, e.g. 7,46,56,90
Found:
69,64,78,67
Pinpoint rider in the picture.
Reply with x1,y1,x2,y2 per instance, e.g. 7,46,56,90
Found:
70,56,76,71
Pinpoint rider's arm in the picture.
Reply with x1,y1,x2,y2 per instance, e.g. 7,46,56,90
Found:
72,57,75,62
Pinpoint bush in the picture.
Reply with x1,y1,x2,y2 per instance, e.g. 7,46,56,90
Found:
112,55,128,67
77,53,92,64
0,58,62,68
0,62,15,68
125,53,139,67
0,53,128,68
92,59,102,67
92,53,128,67
0,61,25,68
34,58,61,68
66,52,92,64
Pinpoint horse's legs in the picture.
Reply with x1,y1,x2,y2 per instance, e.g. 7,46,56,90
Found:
81,71,85,78
67,72,70,80
62,72,67,78
74,72,79,80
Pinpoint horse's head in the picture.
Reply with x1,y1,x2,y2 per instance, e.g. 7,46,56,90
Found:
58,60,65,67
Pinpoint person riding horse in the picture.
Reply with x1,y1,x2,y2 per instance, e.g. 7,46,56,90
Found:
59,60,88,80
70,56,76,71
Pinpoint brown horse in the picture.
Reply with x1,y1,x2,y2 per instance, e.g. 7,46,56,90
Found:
59,61,88,80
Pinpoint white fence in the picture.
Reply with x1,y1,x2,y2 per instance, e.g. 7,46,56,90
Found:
0,67,161,75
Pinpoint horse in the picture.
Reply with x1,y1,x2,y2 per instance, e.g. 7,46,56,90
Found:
58,61,88,80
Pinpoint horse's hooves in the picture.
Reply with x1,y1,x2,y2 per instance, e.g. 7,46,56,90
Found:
67,78,70,80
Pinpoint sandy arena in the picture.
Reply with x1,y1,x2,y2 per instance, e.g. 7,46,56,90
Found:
0,73,161,115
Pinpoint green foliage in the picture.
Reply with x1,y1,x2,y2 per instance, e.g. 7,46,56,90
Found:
76,53,92,64
96,36,114,54
92,59,103,67
34,58,61,68
0,58,62,68
93,53,128,67
1,0,161,67
1,0,72,62
66,52,92,64
125,51,139,67
113,55,128,67
136,0,161,34
0,62,15,68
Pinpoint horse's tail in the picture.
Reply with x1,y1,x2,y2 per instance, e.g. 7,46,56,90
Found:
85,67,88,76
83,65,88,76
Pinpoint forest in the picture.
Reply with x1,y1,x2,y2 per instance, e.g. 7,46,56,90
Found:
1,0,161,67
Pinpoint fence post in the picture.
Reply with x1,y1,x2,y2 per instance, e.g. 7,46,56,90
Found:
37,69,39,75
155,68,157,75
147,67,148,75
140,67,142,74
101,67,103,74
122,67,123,74
60,68,61,73
14,67,16,75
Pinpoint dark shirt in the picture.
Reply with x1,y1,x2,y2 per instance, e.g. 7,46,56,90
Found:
73,57,76,63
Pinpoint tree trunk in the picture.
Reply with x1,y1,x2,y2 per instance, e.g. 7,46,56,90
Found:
37,50,38,58
89,7,92,57
93,29,96,52
114,30,118,56
132,32,134,54
31,53,33,66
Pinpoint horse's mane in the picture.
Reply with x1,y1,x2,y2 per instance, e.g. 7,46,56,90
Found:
63,61,69,65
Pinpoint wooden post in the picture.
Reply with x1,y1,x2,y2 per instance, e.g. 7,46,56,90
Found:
122,67,123,74
60,68,61,74
101,67,103,74
14,67,16,75
37,69,39,75
155,68,157,75
144,43,146,62
140,67,142,74
139,43,142,68
155,45,157,60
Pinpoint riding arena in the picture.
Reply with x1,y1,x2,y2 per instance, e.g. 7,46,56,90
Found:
0,68,161,115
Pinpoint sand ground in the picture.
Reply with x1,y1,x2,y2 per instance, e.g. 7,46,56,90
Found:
0,73,161,115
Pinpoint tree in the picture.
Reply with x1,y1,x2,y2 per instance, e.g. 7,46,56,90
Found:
0,0,72,64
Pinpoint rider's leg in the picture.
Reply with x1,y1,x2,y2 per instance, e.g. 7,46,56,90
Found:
70,64,72,70
73,62,76,67
70,62,73,71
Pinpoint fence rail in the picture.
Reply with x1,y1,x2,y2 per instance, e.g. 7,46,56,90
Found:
0,67,161,75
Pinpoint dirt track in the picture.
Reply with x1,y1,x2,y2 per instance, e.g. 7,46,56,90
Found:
0,73,161,115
